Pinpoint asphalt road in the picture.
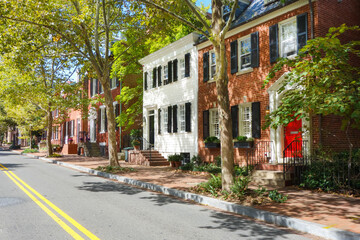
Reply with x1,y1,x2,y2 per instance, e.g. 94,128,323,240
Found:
0,150,311,240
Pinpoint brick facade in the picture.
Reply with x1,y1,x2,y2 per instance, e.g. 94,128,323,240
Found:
197,0,360,164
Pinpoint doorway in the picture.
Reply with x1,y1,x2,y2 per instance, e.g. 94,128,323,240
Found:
148,110,155,145
284,117,302,157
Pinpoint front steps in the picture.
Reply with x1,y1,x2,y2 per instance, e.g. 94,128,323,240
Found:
77,142,101,157
250,164,293,188
128,150,169,166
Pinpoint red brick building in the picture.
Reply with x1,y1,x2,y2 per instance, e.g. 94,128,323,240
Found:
197,0,360,165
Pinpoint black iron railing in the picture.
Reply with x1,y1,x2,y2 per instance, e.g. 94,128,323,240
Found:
246,141,273,168
78,131,89,143
283,140,310,184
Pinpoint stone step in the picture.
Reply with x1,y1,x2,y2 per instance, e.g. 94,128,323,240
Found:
148,161,170,166
250,178,286,188
251,170,292,181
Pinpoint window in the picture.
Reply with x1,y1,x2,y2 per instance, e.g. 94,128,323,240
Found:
279,18,297,58
70,120,75,137
239,103,252,137
163,107,168,133
163,65,168,85
179,104,185,132
209,108,219,138
99,82,103,94
210,52,216,79
92,79,97,96
100,107,105,133
180,58,185,79
239,37,251,69
111,76,117,89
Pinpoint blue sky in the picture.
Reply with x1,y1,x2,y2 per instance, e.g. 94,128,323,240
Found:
197,0,211,8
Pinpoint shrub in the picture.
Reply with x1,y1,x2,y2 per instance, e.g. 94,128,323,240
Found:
48,153,62,158
234,165,249,176
268,190,288,203
167,154,183,162
179,162,194,171
236,136,247,142
215,155,221,167
191,155,203,166
95,165,135,173
9,144,20,150
204,136,220,143
231,176,250,196
199,174,222,196
22,149,39,154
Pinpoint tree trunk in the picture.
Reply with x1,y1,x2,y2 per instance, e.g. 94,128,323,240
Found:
46,107,53,156
212,0,234,191
100,75,120,167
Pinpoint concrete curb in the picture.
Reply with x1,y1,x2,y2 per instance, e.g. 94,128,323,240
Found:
15,151,360,240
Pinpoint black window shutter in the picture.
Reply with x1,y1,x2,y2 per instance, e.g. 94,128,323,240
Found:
251,31,259,68
185,102,191,132
116,77,120,87
90,79,93,97
168,61,173,83
173,59,178,82
152,68,157,88
269,24,279,63
109,77,113,89
157,66,162,86
172,105,178,133
203,52,209,82
251,102,261,139
105,108,108,132
230,40,238,74
185,53,191,77
203,110,210,139
158,109,161,134
97,109,101,132
297,13,308,53
231,105,239,138
96,79,99,94
144,72,148,90
115,104,119,130
167,106,172,133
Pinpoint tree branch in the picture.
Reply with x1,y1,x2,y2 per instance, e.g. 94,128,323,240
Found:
220,0,239,38
138,0,210,38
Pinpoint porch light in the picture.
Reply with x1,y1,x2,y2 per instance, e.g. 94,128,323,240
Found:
265,105,270,115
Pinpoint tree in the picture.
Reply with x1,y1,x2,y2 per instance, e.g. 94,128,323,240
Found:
138,0,239,191
263,25,360,177
0,0,138,165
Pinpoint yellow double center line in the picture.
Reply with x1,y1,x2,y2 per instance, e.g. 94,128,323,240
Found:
0,163,100,240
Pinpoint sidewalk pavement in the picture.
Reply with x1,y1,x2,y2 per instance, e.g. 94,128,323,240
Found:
5,148,360,240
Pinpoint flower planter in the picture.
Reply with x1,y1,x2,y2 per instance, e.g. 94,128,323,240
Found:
234,141,254,148
133,145,140,150
205,142,220,148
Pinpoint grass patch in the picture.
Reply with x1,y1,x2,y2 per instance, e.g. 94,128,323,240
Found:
22,149,39,154
47,153,62,158
94,165,136,174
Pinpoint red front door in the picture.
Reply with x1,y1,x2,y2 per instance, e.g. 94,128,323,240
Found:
284,118,302,157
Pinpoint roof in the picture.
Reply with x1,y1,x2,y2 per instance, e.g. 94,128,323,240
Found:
196,0,298,44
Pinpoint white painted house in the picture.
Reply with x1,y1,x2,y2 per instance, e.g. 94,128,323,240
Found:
139,33,199,162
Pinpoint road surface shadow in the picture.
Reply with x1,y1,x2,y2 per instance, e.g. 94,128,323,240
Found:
77,181,143,196
0,163,25,171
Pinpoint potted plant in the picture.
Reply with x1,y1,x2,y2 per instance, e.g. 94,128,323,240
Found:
68,137,73,144
234,136,254,148
131,139,141,150
204,136,220,148
168,154,183,168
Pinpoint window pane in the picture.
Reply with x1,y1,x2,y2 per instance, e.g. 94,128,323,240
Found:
240,38,251,69
211,52,216,78
210,110,219,138
180,105,185,132
281,20,297,57
163,108,168,132
180,59,185,79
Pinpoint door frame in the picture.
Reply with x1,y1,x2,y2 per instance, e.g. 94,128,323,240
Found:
148,109,155,145
267,73,310,164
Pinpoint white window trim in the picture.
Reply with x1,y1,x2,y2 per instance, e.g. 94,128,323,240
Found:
163,107,168,134
239,103,252,138
111,76,117,90
238,35,252,71
163,65,168,85
179,104,186,132
100,106,106,133
209,108,219,138
209,51,216,82
179,58,185,80
279,16,297,59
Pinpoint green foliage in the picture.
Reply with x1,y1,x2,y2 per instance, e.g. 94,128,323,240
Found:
230,176,250,196
199,174,222,196
236,136,248,142
9,144,20,150
268,190,288,203
300,148,360,191
47,153,62,158
234,165,250,177
167,154,183,162
131,139,141,146
254,185,267,196
191,155,203,166
204,136,220,143
214,155,221,167
22,149,39,154
263,25,360,130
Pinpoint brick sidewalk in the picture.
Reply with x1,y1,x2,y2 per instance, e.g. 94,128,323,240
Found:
8,149,360,235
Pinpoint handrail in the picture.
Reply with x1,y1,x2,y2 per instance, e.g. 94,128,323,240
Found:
246,141,273,172
137,137,154,162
